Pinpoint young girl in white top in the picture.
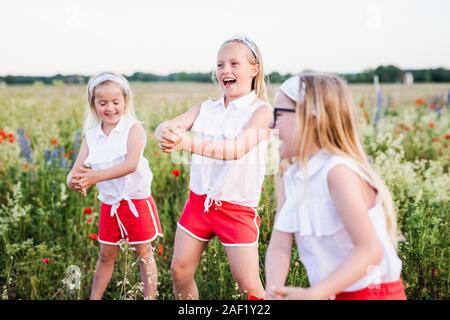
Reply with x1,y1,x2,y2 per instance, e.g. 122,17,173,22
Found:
67,72,163,300
265,74,406,300
155,35,272,300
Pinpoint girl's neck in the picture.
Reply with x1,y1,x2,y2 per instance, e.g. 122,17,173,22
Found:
223,89,253,108
101,121,117,137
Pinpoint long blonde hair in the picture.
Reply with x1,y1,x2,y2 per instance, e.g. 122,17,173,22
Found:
295,73,398,246
218,36,268,102
83,72,137,135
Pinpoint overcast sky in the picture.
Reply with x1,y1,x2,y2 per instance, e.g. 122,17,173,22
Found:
1,0,449,76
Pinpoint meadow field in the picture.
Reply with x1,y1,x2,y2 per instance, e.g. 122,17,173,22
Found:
0,82,449,300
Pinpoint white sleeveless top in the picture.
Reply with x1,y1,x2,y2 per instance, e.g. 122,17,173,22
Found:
274,150,402,292
83,116,153,207
189,90,269,210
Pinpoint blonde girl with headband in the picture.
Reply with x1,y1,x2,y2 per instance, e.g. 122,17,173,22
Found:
155,35,272,300
265,73,406,300
67,72,163,300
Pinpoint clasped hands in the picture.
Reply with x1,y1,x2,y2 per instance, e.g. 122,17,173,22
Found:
69,166,98,196
158,125,189,153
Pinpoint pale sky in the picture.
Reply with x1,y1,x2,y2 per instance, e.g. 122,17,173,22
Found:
1,0,449,76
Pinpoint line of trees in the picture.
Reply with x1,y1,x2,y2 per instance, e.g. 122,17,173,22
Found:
1,65,450,85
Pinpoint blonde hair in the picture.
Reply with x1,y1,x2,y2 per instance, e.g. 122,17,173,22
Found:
218,37,268,102
295,73,399,246
83,72,137,134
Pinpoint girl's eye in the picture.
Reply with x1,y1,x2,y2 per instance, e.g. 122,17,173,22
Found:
232,62,239,66
217,64,223,68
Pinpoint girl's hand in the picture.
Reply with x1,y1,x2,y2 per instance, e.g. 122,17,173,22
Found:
68,169,88,196
70,180,87,196
71,167,98,193
267,286,323,300
158,125,187,153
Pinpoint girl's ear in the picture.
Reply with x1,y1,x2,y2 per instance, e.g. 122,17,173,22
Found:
251,64,259,78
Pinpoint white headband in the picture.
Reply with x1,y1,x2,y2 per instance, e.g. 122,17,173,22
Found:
223,34,259,62
88,73,129,95
279,76,317,116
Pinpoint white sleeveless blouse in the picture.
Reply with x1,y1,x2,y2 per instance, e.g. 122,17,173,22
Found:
189,90,269,210
274,150,402,292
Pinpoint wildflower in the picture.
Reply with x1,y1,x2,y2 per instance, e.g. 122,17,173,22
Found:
432,137,439,142
50,137,59,145
445,134,450,140
363,112,369,121
89,233,98,241
171,169,181,177
62,265,82,291
83,207,93,215
86,217,93,224
41,258,50,265
17,128,33,163
415,98,425,106
428,122,435,129
8,137,15,143
157,243,164,256
431,268,438,279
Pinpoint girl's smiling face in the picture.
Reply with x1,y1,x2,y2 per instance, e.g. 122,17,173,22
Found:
216,41,258,103
93,82,126,129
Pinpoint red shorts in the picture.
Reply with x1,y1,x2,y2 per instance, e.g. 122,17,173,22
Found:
335,280,407,300
178,191,261,246
98,195,163,245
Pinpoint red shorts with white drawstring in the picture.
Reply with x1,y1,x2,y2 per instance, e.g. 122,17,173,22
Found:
177,191,261,246
98,195,163,245
335,280,407,300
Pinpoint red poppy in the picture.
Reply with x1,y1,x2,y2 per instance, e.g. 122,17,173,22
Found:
0,137,3,144
248,295,264,300
171,169,181,177
7,132,14,139
415,98,425,106
8,137,15,143
83,207,93,215
50,137,59,145
428,122,435,129
431,268,438,278
63,153,70,158
41,258,50,265
86,217,94,224
358,100,365,109
445,134,450,140
89,233,98,241
432,137,439,142
157,243,165,256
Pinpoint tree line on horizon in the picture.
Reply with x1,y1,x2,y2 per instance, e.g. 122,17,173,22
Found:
1,65,450,85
